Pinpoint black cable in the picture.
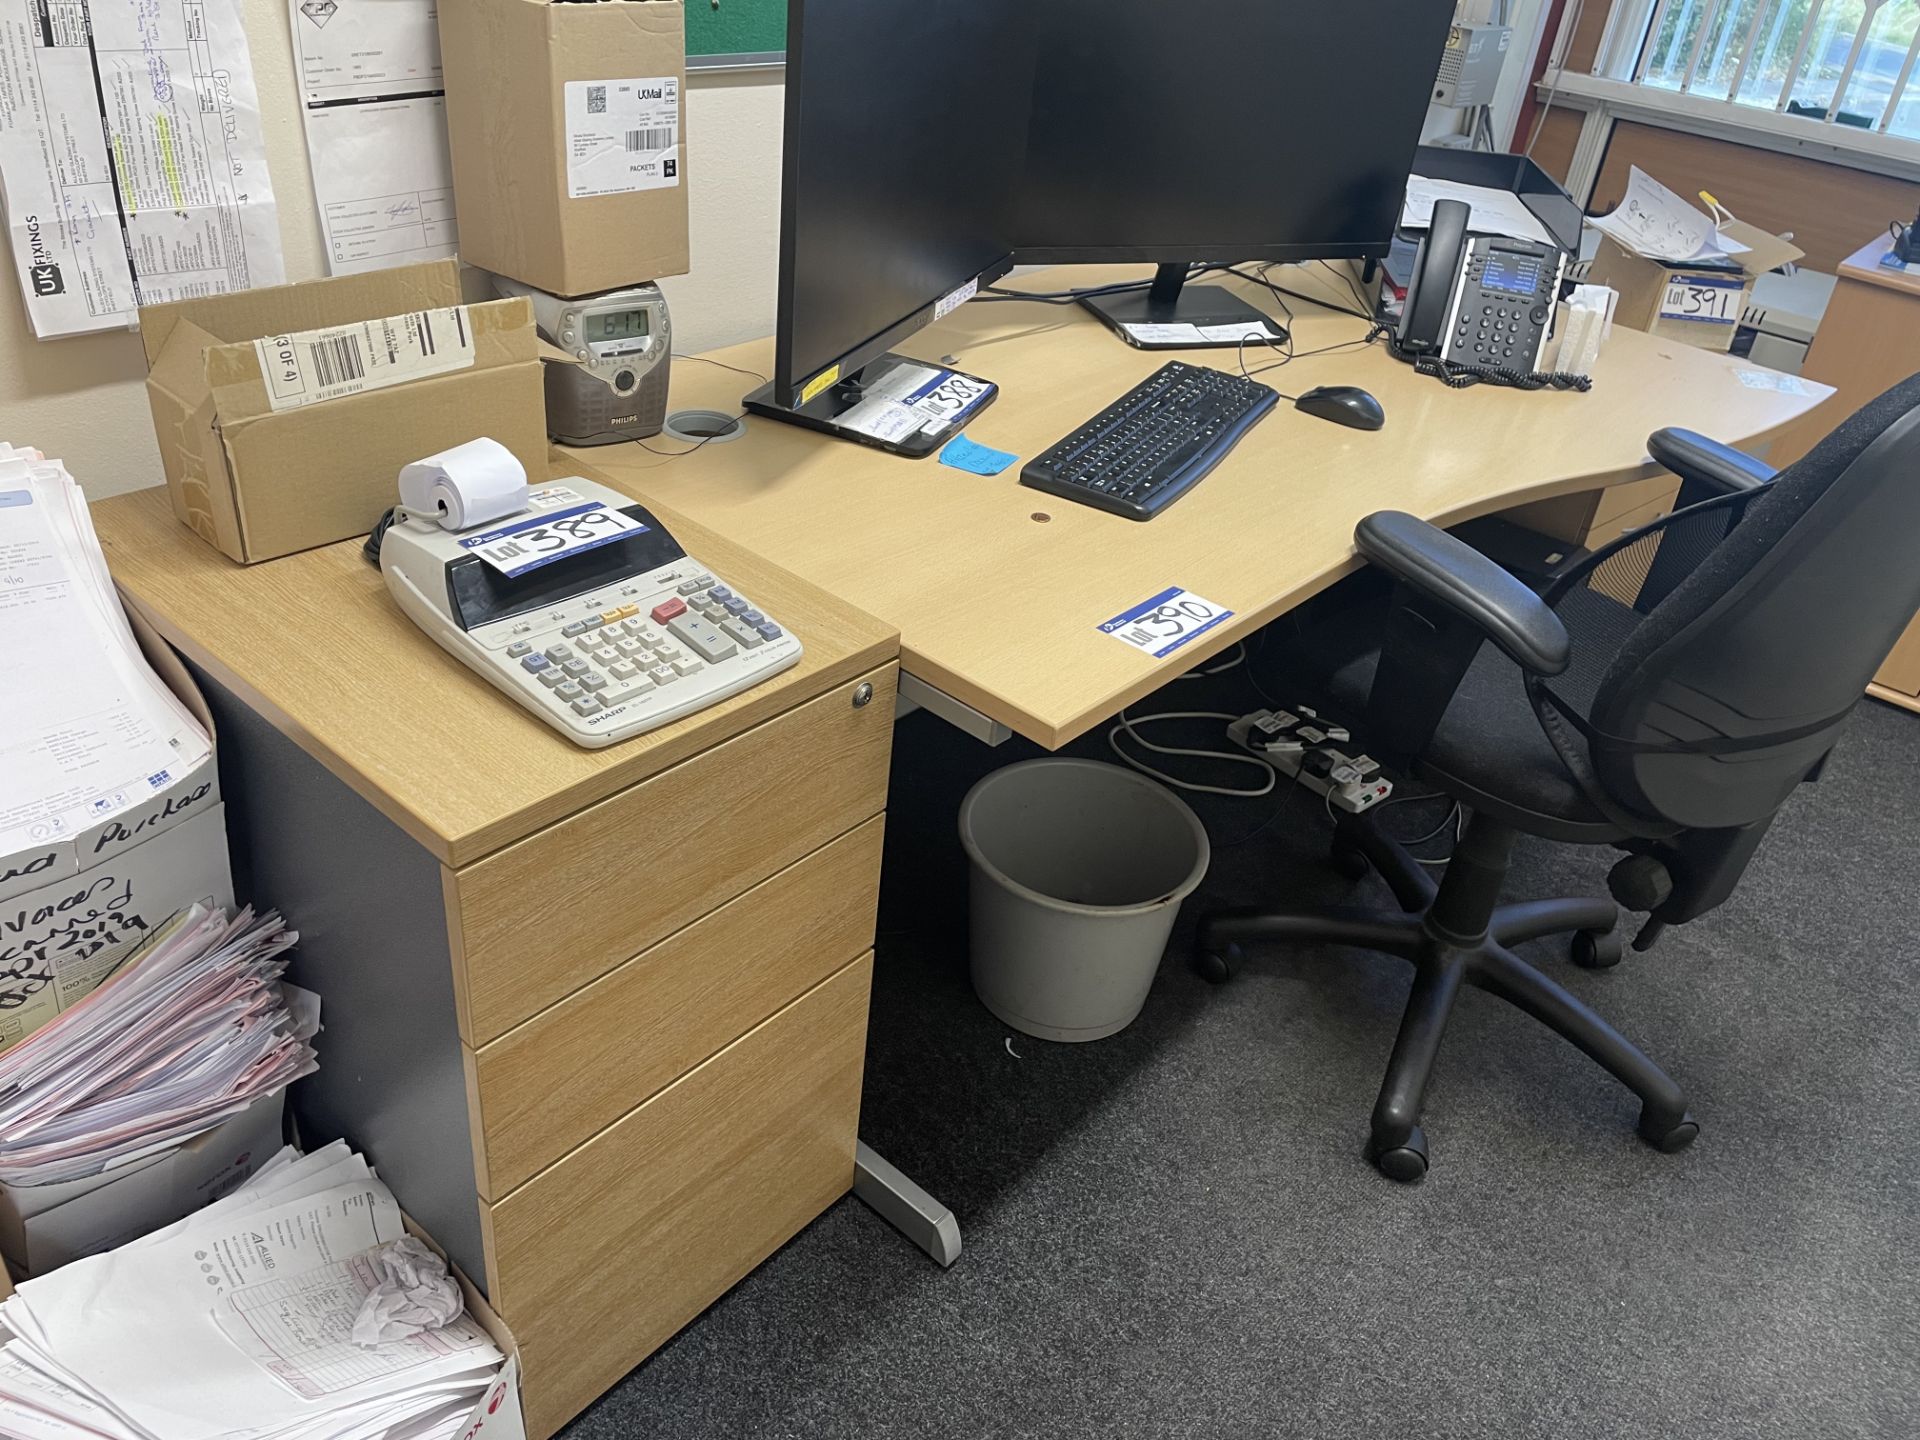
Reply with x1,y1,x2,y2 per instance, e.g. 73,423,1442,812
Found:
1412,353,1593,392
1213,758,1309,849
979,263,1227,305
1315,259,1373,318
1378,326,1592,392
1234,302,1296,392
1382,796,1461,848
630,354,770,459
631,412,751,459
1241,331,1382,380
672,352,768,384
1222,264,1373,323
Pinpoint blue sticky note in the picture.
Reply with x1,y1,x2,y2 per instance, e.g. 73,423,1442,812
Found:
939,433,1018,476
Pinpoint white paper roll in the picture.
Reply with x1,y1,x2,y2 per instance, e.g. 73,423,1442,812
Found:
397,438,529,532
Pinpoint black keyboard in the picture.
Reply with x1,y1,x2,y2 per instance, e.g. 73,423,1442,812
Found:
1020,361,1279,521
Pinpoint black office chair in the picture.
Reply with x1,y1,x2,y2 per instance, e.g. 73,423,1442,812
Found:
1198,374,1920,1182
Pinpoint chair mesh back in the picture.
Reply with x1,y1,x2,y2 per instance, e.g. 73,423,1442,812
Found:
1575,372,1920,829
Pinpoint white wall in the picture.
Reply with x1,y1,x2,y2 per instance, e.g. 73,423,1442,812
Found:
0,5,1497,503
0,0,787,501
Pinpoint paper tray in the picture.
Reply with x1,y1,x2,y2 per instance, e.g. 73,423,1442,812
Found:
1408,146,1584,255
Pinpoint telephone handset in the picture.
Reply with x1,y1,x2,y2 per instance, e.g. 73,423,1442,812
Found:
1396,197,1572,383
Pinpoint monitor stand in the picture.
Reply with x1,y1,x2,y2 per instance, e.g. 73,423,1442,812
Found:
1079,263,1289,352
743,353,997,459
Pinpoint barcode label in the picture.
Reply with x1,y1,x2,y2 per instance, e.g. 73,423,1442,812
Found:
308,334,365,389
624,126,675,152
254,306,476,413
565,78,681,197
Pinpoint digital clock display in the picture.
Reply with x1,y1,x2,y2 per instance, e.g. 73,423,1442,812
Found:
588,310,649,342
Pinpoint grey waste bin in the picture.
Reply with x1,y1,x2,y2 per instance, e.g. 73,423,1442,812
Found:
958,759,1211,1042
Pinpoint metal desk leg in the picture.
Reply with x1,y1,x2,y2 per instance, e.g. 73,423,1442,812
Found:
859,676,976,1270
854,1142,962,1267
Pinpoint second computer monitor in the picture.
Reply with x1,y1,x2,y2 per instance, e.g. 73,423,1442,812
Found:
1018,0,1454,264
1016,0,1456,339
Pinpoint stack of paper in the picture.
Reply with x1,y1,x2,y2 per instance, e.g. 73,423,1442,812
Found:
1400,174,1557,246
0,445,213,863
0,904,317,1189
0,1143,505,1440
1591,166,1751,264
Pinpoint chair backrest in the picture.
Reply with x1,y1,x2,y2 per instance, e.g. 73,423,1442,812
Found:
1588,373,1920,831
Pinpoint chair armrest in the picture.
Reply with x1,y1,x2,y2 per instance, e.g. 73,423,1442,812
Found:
1355,512,1572,677
1647,428,1776,496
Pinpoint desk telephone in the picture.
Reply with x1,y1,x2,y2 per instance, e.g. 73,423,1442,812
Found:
1394,197,1584,390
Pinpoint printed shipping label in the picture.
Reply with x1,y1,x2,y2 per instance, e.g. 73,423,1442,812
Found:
933,278,977,322
565,78,682,199
254,307,475,412
1100,587,1236,659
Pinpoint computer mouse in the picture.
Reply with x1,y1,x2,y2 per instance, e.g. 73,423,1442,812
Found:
1295,386,1385,431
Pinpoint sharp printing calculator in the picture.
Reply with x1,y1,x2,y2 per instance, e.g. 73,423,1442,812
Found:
380,476,801,748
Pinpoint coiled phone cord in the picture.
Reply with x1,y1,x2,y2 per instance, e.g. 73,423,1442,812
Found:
1373,325,1593,392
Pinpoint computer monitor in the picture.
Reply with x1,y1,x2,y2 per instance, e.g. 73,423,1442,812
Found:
743,0,1037,457
1013,0,1458,346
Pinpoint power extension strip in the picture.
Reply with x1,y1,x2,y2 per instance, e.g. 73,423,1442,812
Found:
1227,707,1393,813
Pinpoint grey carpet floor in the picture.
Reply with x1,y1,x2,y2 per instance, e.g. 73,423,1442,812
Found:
561,666,1920,1440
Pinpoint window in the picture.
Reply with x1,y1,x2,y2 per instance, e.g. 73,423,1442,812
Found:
1622,0,1920,137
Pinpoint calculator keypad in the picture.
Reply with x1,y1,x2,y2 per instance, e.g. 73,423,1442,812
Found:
485,565,791,741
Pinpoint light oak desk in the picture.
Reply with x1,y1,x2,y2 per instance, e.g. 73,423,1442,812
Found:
572,265,1829,749
1774,232,1920,713
91,489,900,1440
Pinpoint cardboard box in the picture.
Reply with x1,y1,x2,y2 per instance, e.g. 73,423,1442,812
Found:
140,260,549,563
442,0,690,297
1587,222,1805,354
0,604,232,1055
0,1090,285,1276
410,1217,528,1440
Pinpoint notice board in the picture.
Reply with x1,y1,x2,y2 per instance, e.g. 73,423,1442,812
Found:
687,0,786,67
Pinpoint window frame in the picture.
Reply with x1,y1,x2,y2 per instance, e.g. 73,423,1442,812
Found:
1542,0,1920,177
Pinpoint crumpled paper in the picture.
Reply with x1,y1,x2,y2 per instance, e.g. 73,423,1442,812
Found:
351,1236,465,1348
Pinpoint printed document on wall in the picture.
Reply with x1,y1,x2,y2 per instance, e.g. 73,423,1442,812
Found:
288,0,458,275
0,0,285,338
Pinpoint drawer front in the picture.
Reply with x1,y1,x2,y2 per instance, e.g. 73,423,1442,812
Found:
469,815,884,1198
486,952,871,1440
1584,497,1671,607
1591,474,1681,533
449,664,895,1043
1583,493,1673,552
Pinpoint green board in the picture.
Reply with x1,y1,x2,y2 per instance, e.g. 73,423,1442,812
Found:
684,0,787,65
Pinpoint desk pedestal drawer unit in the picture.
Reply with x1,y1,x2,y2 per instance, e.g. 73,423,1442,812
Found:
90,487,900,1440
